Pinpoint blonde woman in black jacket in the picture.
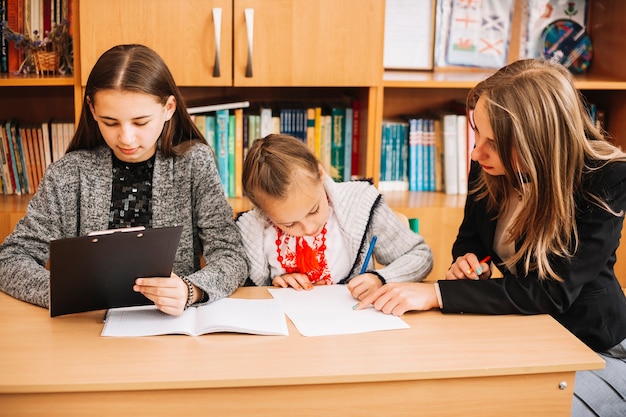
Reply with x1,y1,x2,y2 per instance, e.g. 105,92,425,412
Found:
357,59,626,416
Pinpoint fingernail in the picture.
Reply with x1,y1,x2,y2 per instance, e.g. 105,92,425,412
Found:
352,303,359,310
475,267,482,275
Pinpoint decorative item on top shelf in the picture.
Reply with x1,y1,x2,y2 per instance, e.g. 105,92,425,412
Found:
540,19,592,74
1,18,72,76
519,0,589,60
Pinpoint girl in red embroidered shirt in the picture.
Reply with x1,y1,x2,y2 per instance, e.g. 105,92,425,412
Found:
236,134,433,301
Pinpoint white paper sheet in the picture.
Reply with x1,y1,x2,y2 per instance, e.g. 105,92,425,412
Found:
268,285,410,337
384,0,435,70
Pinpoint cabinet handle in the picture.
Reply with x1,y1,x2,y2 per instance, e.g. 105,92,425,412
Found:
212,7,222,77
244,8,254,78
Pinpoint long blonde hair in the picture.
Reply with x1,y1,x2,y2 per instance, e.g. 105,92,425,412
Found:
467,59,626,281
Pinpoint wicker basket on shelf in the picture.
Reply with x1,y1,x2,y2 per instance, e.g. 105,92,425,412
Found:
32,50,60,76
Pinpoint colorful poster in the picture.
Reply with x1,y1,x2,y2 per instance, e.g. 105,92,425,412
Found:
445,0,515,68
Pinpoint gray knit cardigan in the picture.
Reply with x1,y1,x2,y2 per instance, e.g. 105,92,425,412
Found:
236,175,433,286
0,143,249,308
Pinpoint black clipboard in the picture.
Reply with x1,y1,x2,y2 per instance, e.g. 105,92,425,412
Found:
49,225,183,317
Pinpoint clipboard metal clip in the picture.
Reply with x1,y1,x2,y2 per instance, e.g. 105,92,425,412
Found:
87,226,146,237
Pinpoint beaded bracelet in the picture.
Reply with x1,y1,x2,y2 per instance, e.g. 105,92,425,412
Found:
180,276,194,309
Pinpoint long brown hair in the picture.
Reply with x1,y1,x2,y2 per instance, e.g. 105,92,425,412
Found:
67,44,205,156
467,59,626,281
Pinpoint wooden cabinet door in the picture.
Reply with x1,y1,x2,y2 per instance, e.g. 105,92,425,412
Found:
79,0,233,86
232,0,384,87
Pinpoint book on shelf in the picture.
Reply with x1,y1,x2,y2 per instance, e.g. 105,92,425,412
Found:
306,107,316,153
433,117,444,192
18,125,34,194
49,120,74,163
406,116,437,192
205,114,216,151
215,109,230,197
379,119,409,192
191,114,206,142
40,119,52,168
6,0,24,74
259,106,273,139
5,121,23,194
441,112,459,195
351,100,361,178
313,106,323,160
234,107,244,198
0,124,13,194
27,125,43,191
343,106,353,182
456,114,468,195
247,112,260,149
330,107,345,182
319,112,332,175
241,108,249,173
227,113,236,198
186,101,250,115
1,0,8,73
101,298,289,337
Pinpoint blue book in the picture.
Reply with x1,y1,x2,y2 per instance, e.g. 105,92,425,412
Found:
426,119,436,191
379,122,393,190
4,121,21,195
399,122,409,190
205,115,216,152
215,109,230,197
228,114,236,198
407,118,423,191
330,107,345,182
14,125,30,194
343,107,353,182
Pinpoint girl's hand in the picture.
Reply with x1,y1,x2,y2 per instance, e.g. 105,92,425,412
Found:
134,273,192,316
346,273,383,300
354,282,438,316
272,273,314,290
446,253,492,280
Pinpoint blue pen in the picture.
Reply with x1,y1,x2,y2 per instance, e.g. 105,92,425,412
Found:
360,236,377,274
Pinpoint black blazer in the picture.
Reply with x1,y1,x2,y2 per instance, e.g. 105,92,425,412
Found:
438,161,626,352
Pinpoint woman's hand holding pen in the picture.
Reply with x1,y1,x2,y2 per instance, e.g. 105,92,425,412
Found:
446,254,492,280
347,273,383,300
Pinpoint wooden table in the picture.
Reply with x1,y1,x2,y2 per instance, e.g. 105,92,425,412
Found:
0,287,603,417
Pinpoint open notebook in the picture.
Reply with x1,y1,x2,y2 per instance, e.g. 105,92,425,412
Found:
49,225,182,317
101,298,289,337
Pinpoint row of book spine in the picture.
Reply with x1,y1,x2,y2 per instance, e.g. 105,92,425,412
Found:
379,111,472,195
0,120,73,195
380,101,608,195
191,101,361,199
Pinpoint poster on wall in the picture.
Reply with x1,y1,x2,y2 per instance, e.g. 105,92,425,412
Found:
443,0,515,69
